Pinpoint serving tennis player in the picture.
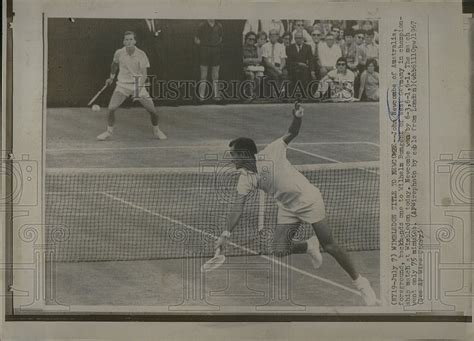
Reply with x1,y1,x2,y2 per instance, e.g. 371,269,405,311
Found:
97,31,167,141
215,102,377,305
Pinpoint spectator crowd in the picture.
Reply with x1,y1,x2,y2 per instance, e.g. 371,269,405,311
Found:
239,19,380,102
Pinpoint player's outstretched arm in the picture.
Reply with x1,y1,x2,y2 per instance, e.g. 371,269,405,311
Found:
215,196,245,250
282,101,303,145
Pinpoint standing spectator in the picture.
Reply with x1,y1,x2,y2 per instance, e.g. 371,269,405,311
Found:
261,19,285,38
194,19,223,102
242,19,260,43
310,27,323,80
331,26,344,46
137,19,166,80
361,20,379,43
291,20,314,48
303,20,315,33
281,32,292,48
350,30,368,72
317,32,342,77
358,58,379,101
256,31,268,61
351,20,364,31
318,20,333,35
318,57,355,102
286,31,314,89
363,29,379,63
331,20,346,31
341,30,356,61
262,28,287,80
242,31,264,99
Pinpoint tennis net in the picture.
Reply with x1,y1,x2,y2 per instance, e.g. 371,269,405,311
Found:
45,162,379,262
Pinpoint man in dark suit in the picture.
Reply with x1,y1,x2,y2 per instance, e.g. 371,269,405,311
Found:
286,31,314,94
136,19,167,82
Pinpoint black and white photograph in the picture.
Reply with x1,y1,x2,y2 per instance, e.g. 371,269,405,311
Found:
2,0,473,339
44,18,380,311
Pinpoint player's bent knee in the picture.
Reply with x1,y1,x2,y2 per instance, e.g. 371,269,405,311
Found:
322,242,342,255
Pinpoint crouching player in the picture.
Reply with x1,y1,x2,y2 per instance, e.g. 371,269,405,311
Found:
215,102,377,305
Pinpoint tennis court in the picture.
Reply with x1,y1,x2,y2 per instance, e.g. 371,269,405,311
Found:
45,102,380,309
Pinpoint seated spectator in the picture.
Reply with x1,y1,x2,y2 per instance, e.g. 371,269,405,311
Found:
242,19,261,43
281,31,292,48
310,27,323,80
256,31,268,61
363,29,379,63
317,32,342,77
358,58,379,101
262,29,288,80
318,57,356,102
291,20,314,48
286,31,314,88
242,31,264,99
261,19,285,38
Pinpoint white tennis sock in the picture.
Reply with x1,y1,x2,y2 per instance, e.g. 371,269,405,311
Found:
107,126,114,133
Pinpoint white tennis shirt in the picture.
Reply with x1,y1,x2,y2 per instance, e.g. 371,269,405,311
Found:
236,138,320,211
113,47,150,89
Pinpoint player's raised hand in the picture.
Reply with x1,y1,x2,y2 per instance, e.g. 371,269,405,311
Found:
293,101,304,118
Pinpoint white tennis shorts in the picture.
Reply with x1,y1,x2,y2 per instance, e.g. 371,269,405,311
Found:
277,190,326,225
114,83,150,99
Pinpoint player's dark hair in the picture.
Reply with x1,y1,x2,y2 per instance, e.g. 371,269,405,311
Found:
124,30,136,39
229,137,258,159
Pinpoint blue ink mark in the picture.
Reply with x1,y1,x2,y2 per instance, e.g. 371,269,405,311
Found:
386,81,401,141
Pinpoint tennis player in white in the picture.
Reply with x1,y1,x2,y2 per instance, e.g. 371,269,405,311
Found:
215,102,377,306
97,31,167,141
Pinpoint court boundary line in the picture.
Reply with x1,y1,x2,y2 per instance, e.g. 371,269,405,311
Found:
45,141,379,153
99,191,363,299
287,146,343,164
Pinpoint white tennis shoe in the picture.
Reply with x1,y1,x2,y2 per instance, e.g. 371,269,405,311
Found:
353,275,377,306
306,236,323,269
153,126,168,140
97,131,112,141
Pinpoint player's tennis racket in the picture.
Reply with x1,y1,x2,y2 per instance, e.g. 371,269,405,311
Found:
87,83,109,106
201,247,226,273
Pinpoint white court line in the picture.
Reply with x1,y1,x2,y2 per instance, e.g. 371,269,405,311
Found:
46,141,379,153
287,146,342,164
100,191,363,298
287,146,379,176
